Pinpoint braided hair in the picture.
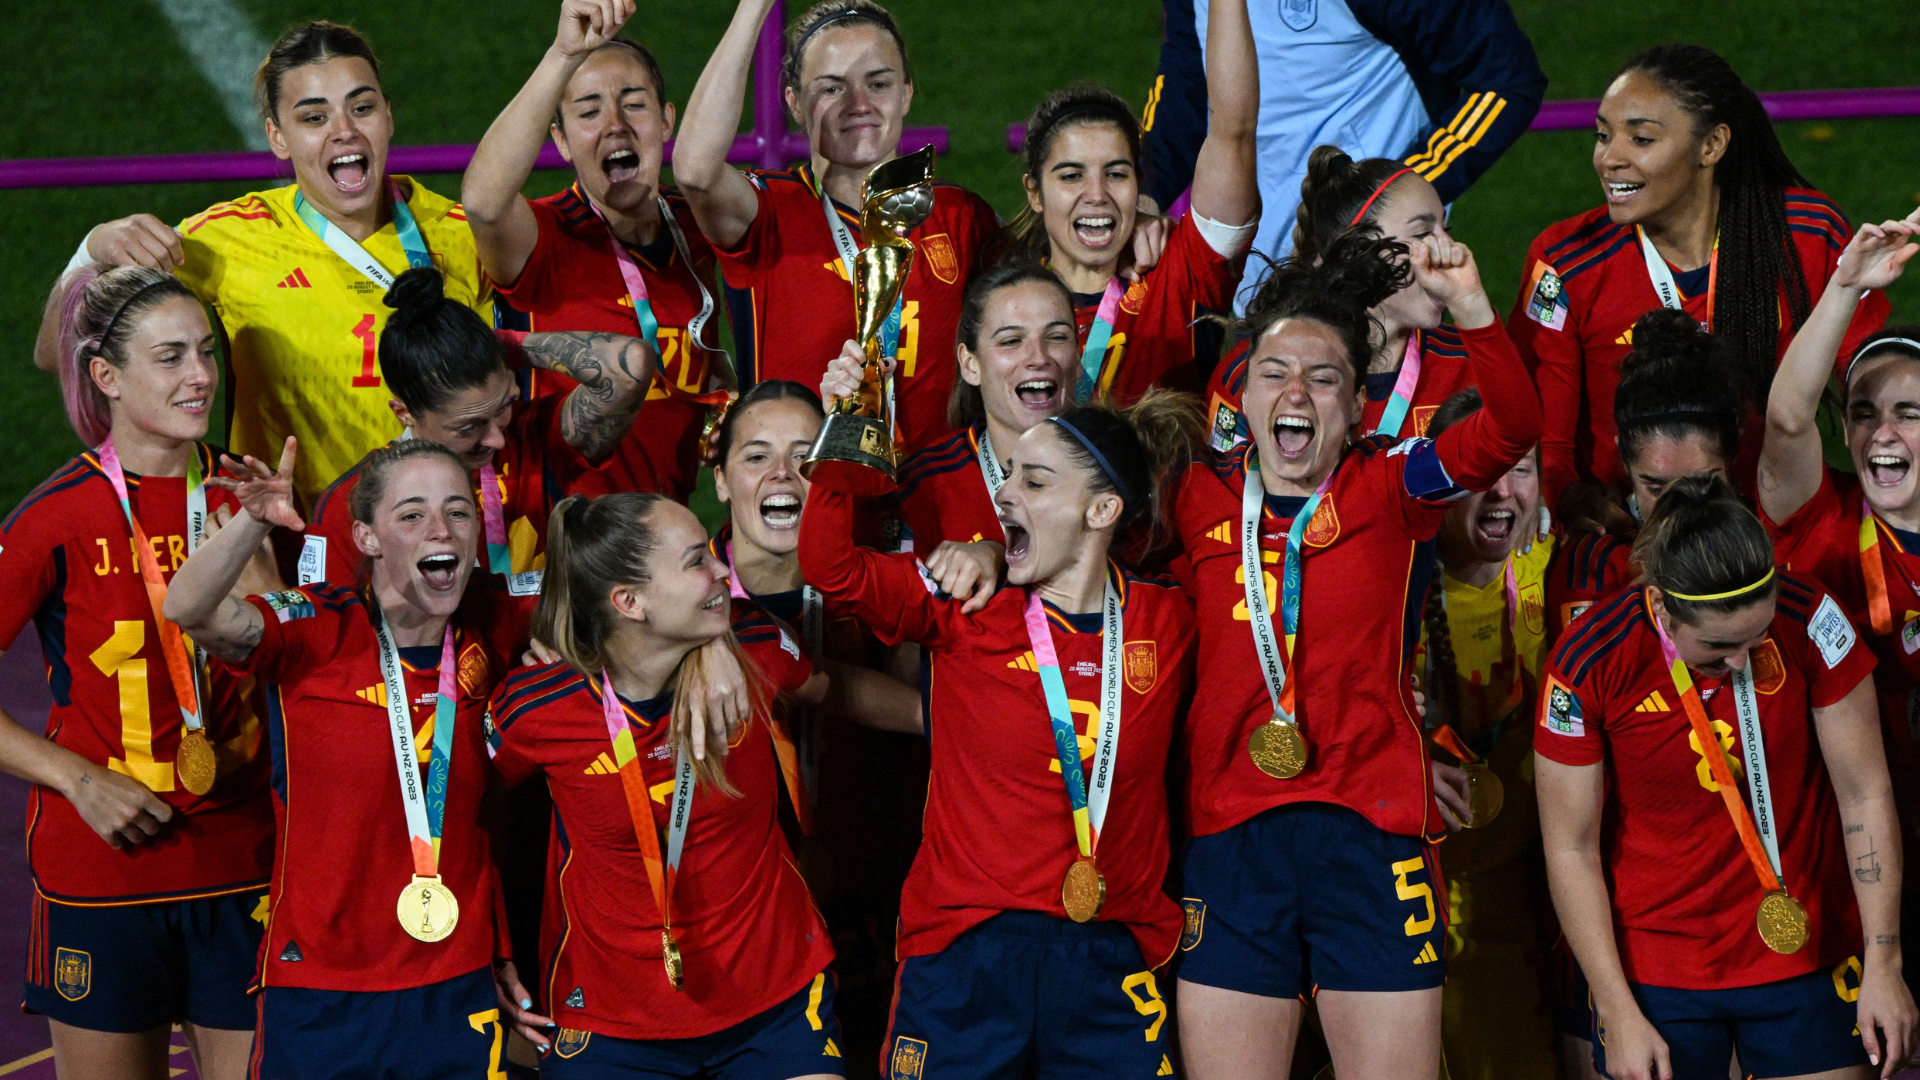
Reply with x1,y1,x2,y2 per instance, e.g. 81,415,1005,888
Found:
1419,389,1487,729
1617,44,1812,405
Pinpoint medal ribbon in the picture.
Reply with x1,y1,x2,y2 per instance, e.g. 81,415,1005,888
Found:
1859,498,1897,635
478,464,513,577
1637,225,1719,331
585,190,729,383
1075,278,1127,403
373,611,459,874
975,426,1008,498
1370,331,1423,439
1649,605,1785,894
723,542,818,833
1240,450,1336,721
97,438,206,734
599,673,696,935
1021,580,1124,857
293,181,433,290
821,182,902,436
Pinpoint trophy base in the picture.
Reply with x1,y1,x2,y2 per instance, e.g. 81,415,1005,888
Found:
802,413,898,496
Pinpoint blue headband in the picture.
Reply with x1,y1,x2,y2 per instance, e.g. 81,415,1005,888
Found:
787,9,876,78
1048,417,1132,505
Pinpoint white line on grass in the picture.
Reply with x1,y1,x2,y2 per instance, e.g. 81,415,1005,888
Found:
148,0,271,150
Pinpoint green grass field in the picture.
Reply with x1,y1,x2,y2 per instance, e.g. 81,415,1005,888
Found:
4,0,1916,514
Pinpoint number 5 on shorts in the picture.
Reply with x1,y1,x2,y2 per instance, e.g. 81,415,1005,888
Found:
1392,857,1436,936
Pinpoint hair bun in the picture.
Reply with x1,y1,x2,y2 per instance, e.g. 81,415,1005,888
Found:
384,266,447,313
1628,308,1714,367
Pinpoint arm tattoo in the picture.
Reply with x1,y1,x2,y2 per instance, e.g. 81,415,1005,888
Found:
1855,836,1883,884
196,597,265,663
1878,934,1900,946
524,331,650,462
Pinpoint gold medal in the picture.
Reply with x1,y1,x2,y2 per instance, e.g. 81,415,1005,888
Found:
1756,889,1808,954
176,729,217,796
1460,762,1504,829
661,930,684,989
396,875,459,942
1248,718,1307,779
1061,858,1107,923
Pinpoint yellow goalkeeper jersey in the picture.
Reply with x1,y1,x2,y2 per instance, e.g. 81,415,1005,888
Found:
176,177,492,506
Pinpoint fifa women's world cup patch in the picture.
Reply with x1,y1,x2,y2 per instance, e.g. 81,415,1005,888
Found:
263,590,316,623
1541,675,1583,738
1524,261,1568,331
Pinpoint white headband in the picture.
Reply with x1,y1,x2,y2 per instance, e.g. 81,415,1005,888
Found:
1845,337,1920,388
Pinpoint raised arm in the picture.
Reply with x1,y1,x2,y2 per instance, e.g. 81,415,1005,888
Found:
674,0,777,249
167,439,303,662
463,0,636,288
798,481,956,650
794,659,925,735
1417,236,1542,489
1759,212,1920,526
512,330,658,463
1185,0,1259,229
1813,675,1917,1076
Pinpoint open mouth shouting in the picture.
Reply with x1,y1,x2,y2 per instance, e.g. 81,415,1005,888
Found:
1867,452,1912,489
1000,519,1032,567
759,492,802,531
602,148,640,186
328,152,371,195
416,552,461,592
1474,507,1517,547
1014,378,1062,414
1604,180,1645,206
1272,415,1315,460
1073,214,1116,250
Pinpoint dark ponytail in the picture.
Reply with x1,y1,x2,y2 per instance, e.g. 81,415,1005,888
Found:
1045,388,1202,553
1613,308,1744,471
1631,473,1777,624
948,262,1075,429
1232,230,1412,380
1617,44,1812,404
256,21,382,122
379,267,505,415
710,380,823,467
1008,85,1142,265
1291,146,1415,267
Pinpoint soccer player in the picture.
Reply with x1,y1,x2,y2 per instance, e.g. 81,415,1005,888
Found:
1168,231,1539,1079
674,0,1001,452
1510,44,1889,528
463,0,730,503
299,267,654,615
1416,390,1557,1078
67,22,492,509
165,438,538,1080
4,266,274,1080
1536,475,1916,1080
1009,0,1258,405
1756,208,1920,1008
800,373,1201,1078
1203,147,1476,452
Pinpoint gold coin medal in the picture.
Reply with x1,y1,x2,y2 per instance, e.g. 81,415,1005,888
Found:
1021,580,1125,925
176,729,218,797
1430,725,1503,829
601,672,699,989
1239,452,1334,781
1653,607,1805,955
373,612,462,943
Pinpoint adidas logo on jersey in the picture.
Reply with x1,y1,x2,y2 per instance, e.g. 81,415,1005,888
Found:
1615,327,1634,346
584,752,618,775
1412,941,1439,965
1008,651,1039,672
356,685,388,706
1158,1055,1175,1076
1634,690,1671,713
1206,521,1234,544
275,268,313,289
823,1038,841,1058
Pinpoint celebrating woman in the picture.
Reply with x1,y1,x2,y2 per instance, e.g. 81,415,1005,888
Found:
1168,230,1539,1079
165,439,537,1079
1537,475,1914,1080
464,0,730,502
803,352,1200,1075
676,0,1000,451
1009,0,1258,405
1,266,275,1080
1511,43,1888,525
69,22,492,507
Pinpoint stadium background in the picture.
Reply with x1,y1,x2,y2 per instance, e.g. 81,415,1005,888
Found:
3,0,1916,522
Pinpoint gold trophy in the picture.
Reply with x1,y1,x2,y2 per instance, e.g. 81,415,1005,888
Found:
803,146,937,495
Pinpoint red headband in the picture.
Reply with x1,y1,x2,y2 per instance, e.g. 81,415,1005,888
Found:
1349,167,1417,226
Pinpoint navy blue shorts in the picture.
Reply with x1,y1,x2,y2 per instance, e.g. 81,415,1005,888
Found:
24,886,266,1033
542,971,845,1079
1178,802,1447,997
882,911,1173,1080
1593,959,1868,1080
251,965,503,1080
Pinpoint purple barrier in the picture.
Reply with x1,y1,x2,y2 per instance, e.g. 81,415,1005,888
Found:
1006,86,1920,151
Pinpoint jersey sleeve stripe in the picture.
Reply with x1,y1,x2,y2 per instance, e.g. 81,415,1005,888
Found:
1562,231,1637,282
2,460,94,531
1551,588,1640,678
1541,215,1619,263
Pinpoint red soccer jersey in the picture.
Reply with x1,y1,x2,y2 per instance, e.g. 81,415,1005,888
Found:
0,448,273,902
715,163,999,452
1545,530,1637,645
496,185,723,502
223,582,520,992
485,604,829,1039
1534,576,1872,989
1509,188,1889,508
1077,214,1243,405
1170,322,1541,841
1202,325,1473,454
800,488,1195,966
893,425,1004,552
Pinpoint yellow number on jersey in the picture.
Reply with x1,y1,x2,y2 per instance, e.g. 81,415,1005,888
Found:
1392,857,1436,936
1688,719,1740,792
94,621,172,791
1047,699,1101,774
1121,971,1168,1041
1095,333,1129,396
897,301,921,378
1231,551,1281,622
467,1009,507,1080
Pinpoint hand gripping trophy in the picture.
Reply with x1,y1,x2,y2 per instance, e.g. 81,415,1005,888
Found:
802,146,937,495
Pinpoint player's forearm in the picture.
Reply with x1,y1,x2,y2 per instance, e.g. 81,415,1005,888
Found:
165,509,269,654
1437,323,1542,490
523,331,656,461
1546,845,1640,1016
0,702,99,796
821,660,924,735
464,45,584,226
1772,277,1866,439
1187,0,1259,227
677,0,775,193
1842,793,1904,965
